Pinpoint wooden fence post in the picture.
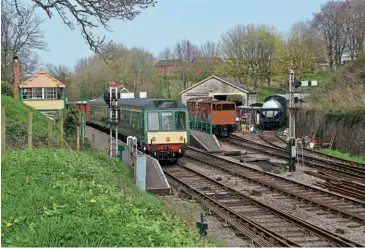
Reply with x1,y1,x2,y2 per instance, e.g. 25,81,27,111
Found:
48,119,52,147
2,107,6,152
60,113,64,148
28,111,33,149
76,125,80,151
92,134,95,152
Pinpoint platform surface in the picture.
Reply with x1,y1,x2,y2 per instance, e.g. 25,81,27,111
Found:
85,126,171,194
190,130,222,152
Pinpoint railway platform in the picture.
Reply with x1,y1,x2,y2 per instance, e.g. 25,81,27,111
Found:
190,130,222,152
85,126,171,194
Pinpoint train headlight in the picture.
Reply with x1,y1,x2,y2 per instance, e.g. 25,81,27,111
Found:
180,136,184,141
152,137,156,142
143,147,146,151
166,137,170,142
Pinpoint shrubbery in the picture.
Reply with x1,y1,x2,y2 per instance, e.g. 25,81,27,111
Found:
1,81,13,97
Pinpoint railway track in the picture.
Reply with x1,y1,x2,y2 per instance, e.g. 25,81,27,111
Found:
164,164,363,247
222,135,365,184
262,131,364,168
183,147,365,223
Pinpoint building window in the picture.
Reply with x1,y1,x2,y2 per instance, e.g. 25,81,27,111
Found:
147,112,159,131
45,88,63,99
22,87,63,100
22,88,42,99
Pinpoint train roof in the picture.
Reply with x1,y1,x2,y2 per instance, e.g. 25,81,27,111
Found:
118,98,186,109
199,99,235,104
89,97,186,109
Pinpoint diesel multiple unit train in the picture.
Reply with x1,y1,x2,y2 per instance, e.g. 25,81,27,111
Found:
86,93,190,163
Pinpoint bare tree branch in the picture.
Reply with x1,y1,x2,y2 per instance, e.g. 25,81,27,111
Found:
1,0,47,82
14,0,157,55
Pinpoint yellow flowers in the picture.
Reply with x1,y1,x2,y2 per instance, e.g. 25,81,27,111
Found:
90,199,96,203
6,223,13,228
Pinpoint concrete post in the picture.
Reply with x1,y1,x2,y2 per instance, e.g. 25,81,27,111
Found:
135,155,147,192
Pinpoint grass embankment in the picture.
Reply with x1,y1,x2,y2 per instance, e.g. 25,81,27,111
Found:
1,96,60,149
305,55,365,111
2,148,219,247
316,149,365,165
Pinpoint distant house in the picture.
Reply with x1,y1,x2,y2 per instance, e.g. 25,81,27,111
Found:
191,57,223,74
154,59,184,75
19,68,66,113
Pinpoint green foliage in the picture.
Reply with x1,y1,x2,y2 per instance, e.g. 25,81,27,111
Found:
1,81,13,97
297,71,330,81
316,148,365,165
255,87,286,102
63,107,79,136
1,96,60,149
2,148,218,246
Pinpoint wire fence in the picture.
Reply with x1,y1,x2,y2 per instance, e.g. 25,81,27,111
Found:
1,107,92,153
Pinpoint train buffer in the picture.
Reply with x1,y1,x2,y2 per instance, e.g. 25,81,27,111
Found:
85,126,171,194
190,130,222,152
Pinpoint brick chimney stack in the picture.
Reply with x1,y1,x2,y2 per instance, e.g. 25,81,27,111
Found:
13,56,21,99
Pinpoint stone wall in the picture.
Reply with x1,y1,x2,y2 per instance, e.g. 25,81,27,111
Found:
296,109,365,156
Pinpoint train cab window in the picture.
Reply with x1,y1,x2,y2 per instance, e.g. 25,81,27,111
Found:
147,112,159,131
223,104,235,110
161,112,173,130
175,111,186,130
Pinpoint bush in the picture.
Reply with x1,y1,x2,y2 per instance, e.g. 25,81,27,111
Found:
63,107,79,137
1,148,219,247
1,81,13,97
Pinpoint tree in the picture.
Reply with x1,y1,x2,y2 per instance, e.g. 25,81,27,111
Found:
1,0,46,82
312,0,350,70
46,64,74,92
130,47,156,92
200,41,220,57
346,0,365,59
173,39,200,90
220,24,280,87
11,0,156,55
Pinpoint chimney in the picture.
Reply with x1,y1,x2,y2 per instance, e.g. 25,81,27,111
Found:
13,56,21,99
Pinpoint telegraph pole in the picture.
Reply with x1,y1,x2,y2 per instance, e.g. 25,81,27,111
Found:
288,65,297,173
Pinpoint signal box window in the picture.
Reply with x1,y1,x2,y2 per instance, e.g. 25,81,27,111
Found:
161,112,173,130
175,111,186,130
148,112,159,131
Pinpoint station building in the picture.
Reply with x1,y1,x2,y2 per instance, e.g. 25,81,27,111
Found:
180,75,256,107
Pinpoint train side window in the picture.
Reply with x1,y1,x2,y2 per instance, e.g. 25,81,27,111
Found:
223,104,234,110
148,112,159,131
175,111,186,130
161,112,173,130
213,104,217,110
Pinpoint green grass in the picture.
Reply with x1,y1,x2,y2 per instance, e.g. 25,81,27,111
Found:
255,87,286,102
316,149,365,165
1,148,220,247
1,96,60,149
297,71,331,82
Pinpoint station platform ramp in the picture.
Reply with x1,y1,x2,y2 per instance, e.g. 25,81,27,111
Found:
85,126,171,194
190,130,222,152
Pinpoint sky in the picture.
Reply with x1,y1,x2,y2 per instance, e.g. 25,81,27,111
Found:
36,0,328,69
